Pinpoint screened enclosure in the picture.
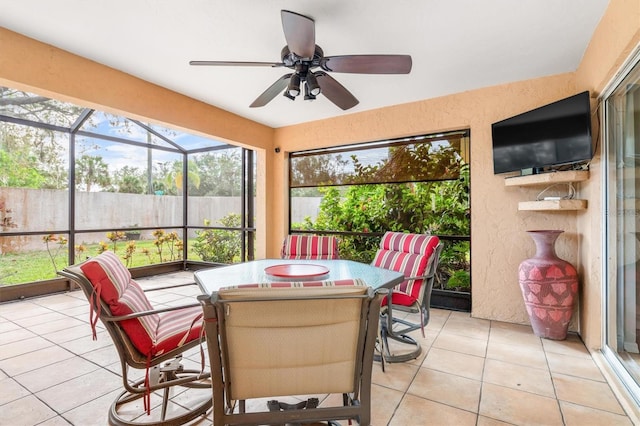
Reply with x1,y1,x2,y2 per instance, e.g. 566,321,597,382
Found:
288,131,471,310
0,87,256,299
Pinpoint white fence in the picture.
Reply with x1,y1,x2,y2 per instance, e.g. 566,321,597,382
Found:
0,188,321,252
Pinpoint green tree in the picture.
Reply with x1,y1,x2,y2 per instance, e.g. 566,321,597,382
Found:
290,154,349,195
0,88,80,189
114,166,146,194
0,149,46,188
193,151,241,196
75,155,111,191
163,160,200,195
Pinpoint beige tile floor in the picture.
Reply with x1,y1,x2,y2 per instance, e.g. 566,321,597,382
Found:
0,271,637,426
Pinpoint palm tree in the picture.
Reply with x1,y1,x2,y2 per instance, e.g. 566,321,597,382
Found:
164,160,200,195
76,155,110,192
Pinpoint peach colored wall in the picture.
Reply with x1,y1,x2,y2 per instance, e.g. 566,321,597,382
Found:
274,75,581,327
1,0,639,342
574,0,640,349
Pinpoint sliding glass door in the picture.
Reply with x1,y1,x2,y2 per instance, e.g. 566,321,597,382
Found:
603,50,640,401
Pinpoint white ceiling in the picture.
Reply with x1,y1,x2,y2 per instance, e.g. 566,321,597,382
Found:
0,0,610,129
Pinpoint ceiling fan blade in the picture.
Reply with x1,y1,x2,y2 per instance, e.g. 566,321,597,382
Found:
321,55,412,74
249,73,292,108
315,72,359,110
190,60,283,67
281,10,315,58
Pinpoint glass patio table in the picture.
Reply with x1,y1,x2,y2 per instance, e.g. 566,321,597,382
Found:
194,258,405,295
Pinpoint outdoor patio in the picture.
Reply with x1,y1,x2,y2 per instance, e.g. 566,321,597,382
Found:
0,271,635,426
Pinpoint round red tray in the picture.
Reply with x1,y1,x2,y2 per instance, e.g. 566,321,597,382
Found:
264,264,329,279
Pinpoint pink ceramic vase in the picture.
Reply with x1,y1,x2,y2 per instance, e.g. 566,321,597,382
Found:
518,230,579,340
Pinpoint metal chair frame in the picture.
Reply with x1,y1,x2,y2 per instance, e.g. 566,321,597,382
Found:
379,242,443,363
59,263,212,426
199,285,383,426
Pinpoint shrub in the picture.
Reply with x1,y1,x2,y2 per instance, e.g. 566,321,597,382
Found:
445,270,471,291
42,234,68,272
151,230,182,262
192,213,242,264
293,163,471,291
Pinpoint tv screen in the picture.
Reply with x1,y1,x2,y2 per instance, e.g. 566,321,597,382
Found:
492,91,593,174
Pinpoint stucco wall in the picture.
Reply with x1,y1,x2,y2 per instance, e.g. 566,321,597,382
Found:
1,0,639,345
273,74,581,328
573,0,640,349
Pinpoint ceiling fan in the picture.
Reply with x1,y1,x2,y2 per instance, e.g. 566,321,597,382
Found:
189,10,412,110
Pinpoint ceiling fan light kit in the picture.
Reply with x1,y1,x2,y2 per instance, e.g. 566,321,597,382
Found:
287,73,301,97
190,10,412,110
304,85,317,101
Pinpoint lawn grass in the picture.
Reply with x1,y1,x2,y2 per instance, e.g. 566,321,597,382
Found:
0,238,198,285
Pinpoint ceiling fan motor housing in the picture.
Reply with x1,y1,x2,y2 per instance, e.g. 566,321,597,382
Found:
281,45,324,99
280,45,324,71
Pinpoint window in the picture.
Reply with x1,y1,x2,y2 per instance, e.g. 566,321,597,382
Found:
289,131,471,302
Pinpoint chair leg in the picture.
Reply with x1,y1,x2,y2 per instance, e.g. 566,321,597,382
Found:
109,364,212,426
377,318,422,363
161,386,170,421
266,397,344,426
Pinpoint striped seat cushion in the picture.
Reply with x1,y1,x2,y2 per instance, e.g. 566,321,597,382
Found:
218,279,369,303
280,235,340,259
221,278,367,290
80,251,202,357
372,232,440,307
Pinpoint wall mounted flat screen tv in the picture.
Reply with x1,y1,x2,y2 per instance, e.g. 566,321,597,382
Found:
492,91,593,175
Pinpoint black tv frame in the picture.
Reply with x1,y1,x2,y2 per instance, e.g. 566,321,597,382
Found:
491,91,593,175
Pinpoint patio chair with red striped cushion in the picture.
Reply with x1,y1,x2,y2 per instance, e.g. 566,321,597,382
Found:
280,234,340,259
199,278,383,426
372,231,442,363
59,251,212,426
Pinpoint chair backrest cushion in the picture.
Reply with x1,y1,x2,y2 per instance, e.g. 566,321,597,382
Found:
215,279,368,399
280,235,339,259
372,232,440,305
80,251,160,356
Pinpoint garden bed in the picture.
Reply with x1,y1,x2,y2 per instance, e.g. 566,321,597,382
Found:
431,289,471,312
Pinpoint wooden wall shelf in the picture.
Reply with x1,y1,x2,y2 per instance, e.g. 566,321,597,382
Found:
518,200,588,211
505,170,590,211
504,170,589,187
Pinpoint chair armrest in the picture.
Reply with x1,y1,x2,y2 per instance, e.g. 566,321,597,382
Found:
142,282,198,292
103,302,201,322
403,274,429,282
